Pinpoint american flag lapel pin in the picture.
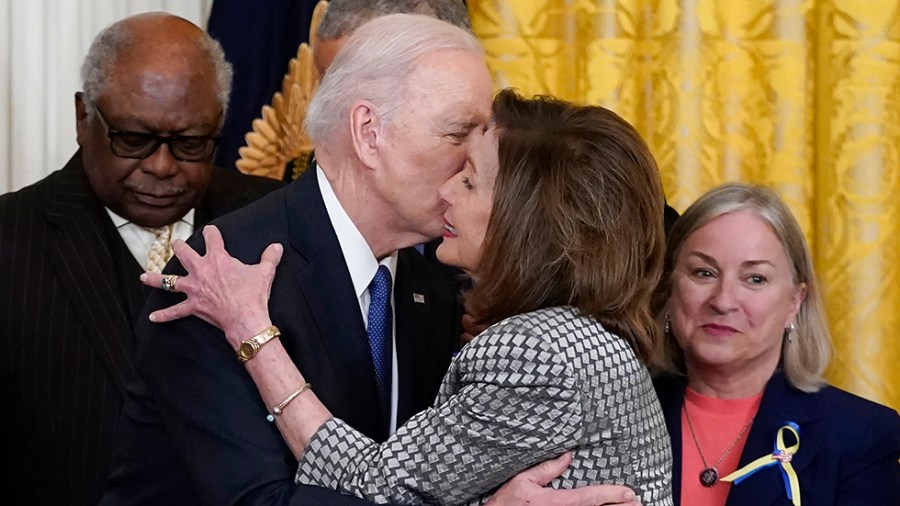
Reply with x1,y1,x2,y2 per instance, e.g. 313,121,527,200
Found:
413,293,426,304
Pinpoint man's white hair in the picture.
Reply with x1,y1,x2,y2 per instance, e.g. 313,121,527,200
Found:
304,13,483,150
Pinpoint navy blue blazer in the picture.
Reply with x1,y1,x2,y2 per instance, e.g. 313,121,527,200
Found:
101,168,461,505
655,372,900,506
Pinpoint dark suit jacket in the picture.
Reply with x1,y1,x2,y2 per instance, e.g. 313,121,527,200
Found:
655,372,900,506
663,202,679,236
0,152,282,506
101,167,461,505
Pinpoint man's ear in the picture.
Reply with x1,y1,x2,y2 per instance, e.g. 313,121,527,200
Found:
349,100,383,169
75,92,89,146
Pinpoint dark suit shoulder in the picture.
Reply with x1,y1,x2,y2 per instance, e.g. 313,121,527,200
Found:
0,178,46,224
0,164,75,209
774,382,900,504
806,383,900,432
663,201,680,236
182,182,299,270
207,167,284,195
652,374,685,399
815,383,898,410
0,174,47,203
201,168,284,217
0,158,102,236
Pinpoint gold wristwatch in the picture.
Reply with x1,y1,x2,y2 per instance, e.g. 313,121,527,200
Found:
237,325,281,363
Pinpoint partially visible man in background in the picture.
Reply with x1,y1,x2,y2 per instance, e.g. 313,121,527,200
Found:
238,0,475,182
0,12,281,505
313,0,473,76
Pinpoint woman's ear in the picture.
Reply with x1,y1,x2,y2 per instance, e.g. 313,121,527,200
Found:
785,282,808,328
349,100,383,169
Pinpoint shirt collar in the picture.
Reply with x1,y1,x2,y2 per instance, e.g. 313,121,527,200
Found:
316,165,397,298
105,208,195,230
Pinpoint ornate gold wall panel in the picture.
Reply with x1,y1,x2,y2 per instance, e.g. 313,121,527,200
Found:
470,0,900,411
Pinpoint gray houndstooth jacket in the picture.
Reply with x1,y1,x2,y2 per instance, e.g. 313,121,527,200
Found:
296,306,674,505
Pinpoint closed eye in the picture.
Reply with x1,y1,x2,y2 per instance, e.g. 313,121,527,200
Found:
462,177,474,190
446,132,468,145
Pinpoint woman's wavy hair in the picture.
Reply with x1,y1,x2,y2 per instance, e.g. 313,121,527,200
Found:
467,89,667,365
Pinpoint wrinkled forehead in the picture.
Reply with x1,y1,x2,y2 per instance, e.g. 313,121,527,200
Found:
408,50,493,123
106,50,217,102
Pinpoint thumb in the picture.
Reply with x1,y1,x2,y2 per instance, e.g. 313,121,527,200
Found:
519,452,572,486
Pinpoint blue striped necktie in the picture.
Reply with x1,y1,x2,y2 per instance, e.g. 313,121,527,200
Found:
367,265,392,425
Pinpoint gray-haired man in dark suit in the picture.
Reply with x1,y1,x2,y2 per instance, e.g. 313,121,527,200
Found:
0,12,282,506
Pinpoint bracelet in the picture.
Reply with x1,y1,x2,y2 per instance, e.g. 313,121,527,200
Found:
266,383,312,423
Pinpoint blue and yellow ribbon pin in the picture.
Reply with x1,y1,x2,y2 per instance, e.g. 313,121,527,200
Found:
720,421,801,506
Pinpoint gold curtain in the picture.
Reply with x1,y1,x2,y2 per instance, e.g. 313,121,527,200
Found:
469,0,900,412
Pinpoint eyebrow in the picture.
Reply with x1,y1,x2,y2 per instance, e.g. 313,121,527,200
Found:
447,120,479,131
687,251,775,269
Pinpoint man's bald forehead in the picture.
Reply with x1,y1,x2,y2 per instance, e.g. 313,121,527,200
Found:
81,12,233,116
115,13,206,52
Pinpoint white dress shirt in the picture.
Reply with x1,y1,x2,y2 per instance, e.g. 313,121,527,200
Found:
317,166,400,434
106,208,194,271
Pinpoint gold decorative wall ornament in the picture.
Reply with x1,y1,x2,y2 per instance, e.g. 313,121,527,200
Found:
236,0,328,180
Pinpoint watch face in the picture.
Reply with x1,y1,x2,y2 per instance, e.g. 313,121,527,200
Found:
238,342,256,361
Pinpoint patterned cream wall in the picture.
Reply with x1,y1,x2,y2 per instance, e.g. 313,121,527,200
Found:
469,0,900,412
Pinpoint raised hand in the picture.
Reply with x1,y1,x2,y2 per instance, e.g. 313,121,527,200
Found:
140,225,283,346
487,453,642,506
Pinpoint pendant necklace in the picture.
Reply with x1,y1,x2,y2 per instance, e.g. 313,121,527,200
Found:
683,402,755,487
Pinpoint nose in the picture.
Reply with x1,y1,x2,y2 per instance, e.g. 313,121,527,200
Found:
708,278,738,314
438,172,459,204
140,142,179,178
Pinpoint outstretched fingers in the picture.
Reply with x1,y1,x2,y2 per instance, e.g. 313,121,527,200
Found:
170,238,201,271
148,300,196,323
486,452,641,506
259,242,284,273
201,224,226,253
543,485,640,506
521,452,573,486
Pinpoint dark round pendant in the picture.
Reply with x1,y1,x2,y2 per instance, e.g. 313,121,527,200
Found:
699,468,719,487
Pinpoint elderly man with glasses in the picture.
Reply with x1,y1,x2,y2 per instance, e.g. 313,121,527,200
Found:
0,13,281,506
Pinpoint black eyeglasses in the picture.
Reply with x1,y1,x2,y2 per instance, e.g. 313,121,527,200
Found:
94,106,220,162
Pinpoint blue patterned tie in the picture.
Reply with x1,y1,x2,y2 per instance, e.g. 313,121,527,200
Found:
367,265,393,425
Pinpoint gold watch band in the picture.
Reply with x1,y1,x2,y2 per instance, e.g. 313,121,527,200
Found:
237,325,281,363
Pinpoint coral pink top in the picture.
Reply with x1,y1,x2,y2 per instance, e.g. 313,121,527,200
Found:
680,387,763,506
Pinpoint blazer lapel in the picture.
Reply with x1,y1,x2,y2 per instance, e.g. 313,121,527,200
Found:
394,249,433,425
394,248,462,426
44,155,137,395
655,376,686,505
727,372,821,506
277,171,385,441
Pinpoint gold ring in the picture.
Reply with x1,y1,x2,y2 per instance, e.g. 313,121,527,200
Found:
161,275,179,292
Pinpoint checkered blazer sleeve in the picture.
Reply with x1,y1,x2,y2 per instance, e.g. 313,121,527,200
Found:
295,319,585,505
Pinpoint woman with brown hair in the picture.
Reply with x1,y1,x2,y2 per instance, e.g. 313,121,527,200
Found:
143,89,674,505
